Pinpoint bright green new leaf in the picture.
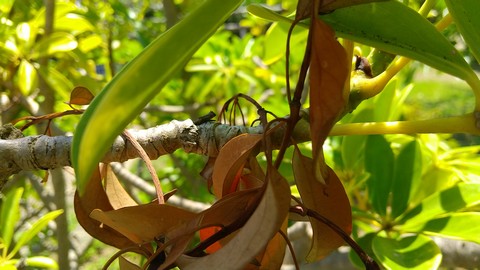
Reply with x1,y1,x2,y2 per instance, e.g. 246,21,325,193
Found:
30,32,78,59
372,234,442,270
0,187,23,252
445,0,480,64
72,0,243,195
16,59,38,95
248,2,475,82
408,212,480,244
25,256,59,269
365,135,394,216
55,14,94,34
391,140,422,218
0,0,14,14
9,210,63,258
399,183,480,229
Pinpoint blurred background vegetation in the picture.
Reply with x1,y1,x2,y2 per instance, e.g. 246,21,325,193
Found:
1,0,479,269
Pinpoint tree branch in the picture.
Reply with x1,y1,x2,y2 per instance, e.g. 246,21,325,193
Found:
0,117,311,189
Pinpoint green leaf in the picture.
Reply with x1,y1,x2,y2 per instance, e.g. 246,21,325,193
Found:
30,32,78,59
320,1,474,82
408,212,480,244
37,66,73,102
55,14,94,34
0,0,15,14
248,2,475,82
349,232,378,269
372,234,442,270
391,140,422,218
445,0,480,63
365,135,394,216
9,210,63,258
399,183,480,229
16,59,38,95
25,256,59,269
0,187,23,252
72,0,244,195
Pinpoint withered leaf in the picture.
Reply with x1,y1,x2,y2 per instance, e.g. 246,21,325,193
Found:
102,164,138,209
67,86,94,106
293,148,352,261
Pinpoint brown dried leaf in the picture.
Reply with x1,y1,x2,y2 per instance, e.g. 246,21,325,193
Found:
293,148,352,261
102,164,138,209
68,86,94,105
184,167,290,270
119,256,142,270
90,203,196,244
309,17,348,182
255,217,288,269
212,134,263,198
74,166,136,250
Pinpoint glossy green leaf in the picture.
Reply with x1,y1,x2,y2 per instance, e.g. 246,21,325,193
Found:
372,234,441,270
320,1,474,81
408,212,480,244
30,32,78,59
25,256,59,269
248,2,475,81
391,140,422,218
365,135,394,216
445,0,480,63
16,59,38,95
55,14,94,34
72,0,243,195
30,2,77,28
400,183,480,229
9,210,63,257
0,187,23,251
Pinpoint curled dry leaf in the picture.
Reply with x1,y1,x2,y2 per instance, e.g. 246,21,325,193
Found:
102,164,138,209
90,203,197,244
74,166,137,251
211,134,263,198
119,256,142,270
309,17,349,183
67,86,94,106
184,167,290,270
293,148,352,261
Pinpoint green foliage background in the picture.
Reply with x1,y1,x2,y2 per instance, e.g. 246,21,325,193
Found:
1,0,480,269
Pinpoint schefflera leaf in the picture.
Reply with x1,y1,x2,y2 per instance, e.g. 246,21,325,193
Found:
72,0,244,194
372,234,442,270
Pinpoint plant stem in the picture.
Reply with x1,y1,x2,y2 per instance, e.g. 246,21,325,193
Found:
330,113,480,136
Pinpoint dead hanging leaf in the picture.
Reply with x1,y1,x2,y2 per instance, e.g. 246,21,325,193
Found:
212,134,263,198
74,166,137,251
102,164,138,209
184,167,290,270
254,217,288,269
90,203,197,244
67,86,94,106
293,148,352,262
119,256,142,270
309,17,348,183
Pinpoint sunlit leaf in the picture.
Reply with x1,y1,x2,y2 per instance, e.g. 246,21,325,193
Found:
0,187,23,250
372,234,442,270
102,164,137,209
0,0,14,14
55,14,94,34
24,256,59,269
10,210,63,257
410,212,480,244
30,32,78,59
16,59,37,95
293,148,352,261
72,0,244,195
445,0,480,63
399,183,480,229
67,86,95,106
365,135,394,216
309,17,348,183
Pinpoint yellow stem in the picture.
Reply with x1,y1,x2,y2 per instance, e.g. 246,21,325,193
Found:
330,113,479,136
